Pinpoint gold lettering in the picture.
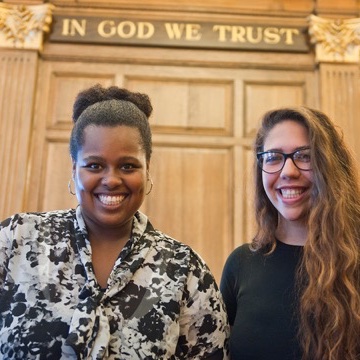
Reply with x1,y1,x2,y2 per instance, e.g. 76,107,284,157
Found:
62,19,70,36
117,21,136,39
58,17,304,50
213,25,232,42
164,23,186,39
165,23,201,40
137,22,155,39
280,28,299,45
62,19,86,36
246,26,262,44
231,26,246,42
263,27,281,44
185,24,202,41
98,20,116,38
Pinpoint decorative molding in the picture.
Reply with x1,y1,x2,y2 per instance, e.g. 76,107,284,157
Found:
308,15,360,63
0,3,54,50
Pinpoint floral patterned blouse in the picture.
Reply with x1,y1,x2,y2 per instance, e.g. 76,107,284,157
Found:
0,207,229,359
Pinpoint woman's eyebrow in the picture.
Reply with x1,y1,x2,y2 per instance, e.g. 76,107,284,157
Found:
263,145,310,152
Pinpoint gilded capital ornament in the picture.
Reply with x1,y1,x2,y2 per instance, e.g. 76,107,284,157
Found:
308,15,360,63
0,3,54,51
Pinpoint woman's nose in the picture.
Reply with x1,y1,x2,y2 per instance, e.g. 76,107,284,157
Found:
102,170,122,187
280,158,301,177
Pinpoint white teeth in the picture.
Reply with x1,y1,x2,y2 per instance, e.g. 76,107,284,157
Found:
281,189,303,199
98,195,125,205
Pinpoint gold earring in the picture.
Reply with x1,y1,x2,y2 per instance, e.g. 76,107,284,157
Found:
146,175,153,195
68,179,75,196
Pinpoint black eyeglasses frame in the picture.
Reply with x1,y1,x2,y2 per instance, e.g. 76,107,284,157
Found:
256,148,312,174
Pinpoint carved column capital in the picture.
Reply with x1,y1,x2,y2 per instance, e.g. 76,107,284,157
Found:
0,3,54,51
308,14,360,63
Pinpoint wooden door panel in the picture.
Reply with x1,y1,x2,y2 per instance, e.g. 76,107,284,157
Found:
126,76,233,135
48,75,115,129
141,145,233,282
42,142,78,211
0,51,38,220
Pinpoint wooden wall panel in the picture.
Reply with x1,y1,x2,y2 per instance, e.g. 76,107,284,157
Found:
0,50,38,220
244,79,308,137
42,142,78,211
316,0,360,15
45,0,315,15
48,75,115,129
141,146,232,282
126,76,233,134
12,0,359,16
319,64,360,164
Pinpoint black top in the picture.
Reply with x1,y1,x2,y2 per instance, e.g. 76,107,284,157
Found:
220,241,303,360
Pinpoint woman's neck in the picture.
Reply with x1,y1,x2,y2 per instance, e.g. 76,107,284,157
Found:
275,217,307,246
83,214,134,245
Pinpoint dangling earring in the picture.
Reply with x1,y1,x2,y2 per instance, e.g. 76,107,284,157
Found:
146,173,153,195
68,178,75,196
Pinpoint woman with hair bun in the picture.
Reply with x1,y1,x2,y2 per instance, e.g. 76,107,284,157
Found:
221,106,360,360
0,84,229,359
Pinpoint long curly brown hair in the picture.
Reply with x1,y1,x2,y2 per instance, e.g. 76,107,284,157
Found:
252,106,360,360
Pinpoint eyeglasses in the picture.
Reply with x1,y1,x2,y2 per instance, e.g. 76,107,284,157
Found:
256,148,311,174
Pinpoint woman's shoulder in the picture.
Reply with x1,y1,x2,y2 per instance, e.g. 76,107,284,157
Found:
145,224,212,270
223,242,267,271
149,227,199,256
0,209,76,229
227,242,254,259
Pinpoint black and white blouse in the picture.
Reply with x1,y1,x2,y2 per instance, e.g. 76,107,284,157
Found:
0,208,229,359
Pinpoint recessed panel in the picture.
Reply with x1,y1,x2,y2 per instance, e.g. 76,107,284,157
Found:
244,81,305,137
48,74,115,129
141,145,233,282
126,76,233,135
41,142,78,211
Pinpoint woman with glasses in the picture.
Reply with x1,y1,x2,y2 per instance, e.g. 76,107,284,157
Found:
220,107,360,360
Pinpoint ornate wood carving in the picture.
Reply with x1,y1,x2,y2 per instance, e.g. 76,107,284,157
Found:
0,3,54,50
308,14,360,63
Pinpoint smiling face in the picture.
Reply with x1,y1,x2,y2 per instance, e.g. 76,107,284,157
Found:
73,125,148,234
261,120,313,228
